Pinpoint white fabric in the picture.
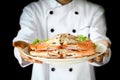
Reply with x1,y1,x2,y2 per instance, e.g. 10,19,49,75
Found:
13,0,111,80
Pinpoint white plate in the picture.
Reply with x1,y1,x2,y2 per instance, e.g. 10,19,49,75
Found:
21,42,107,65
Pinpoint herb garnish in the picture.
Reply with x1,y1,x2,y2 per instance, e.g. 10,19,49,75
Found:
76,34,88,42
32,38,48,44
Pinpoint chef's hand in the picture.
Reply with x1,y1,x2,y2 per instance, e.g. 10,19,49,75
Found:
20,50,43,64
13,41,43,64
88,40,110,63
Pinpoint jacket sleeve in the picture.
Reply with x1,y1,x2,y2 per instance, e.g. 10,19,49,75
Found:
88,6,112,66
13,5,38,67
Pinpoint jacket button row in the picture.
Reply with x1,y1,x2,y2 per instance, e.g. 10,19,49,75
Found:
50,28,76,33
51,67,73,72
49,11,79,15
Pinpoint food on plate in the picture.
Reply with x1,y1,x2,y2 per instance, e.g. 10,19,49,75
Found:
27,33,96,59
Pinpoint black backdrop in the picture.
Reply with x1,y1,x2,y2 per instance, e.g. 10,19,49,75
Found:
1,0,118,80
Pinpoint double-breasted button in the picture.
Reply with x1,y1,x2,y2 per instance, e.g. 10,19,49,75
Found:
49,11,54,15
69,68,73,72
50,28,55,32
72,29,76,33
74,11,79,15
51,67,55,72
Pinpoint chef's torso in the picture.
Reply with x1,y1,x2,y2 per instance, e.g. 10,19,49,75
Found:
18,0,104,80
29,0,98,80
30,0,98,39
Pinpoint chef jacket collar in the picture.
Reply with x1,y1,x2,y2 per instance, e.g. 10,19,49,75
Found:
46,0,78,14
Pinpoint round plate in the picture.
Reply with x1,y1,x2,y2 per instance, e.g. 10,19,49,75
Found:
21,42,107,65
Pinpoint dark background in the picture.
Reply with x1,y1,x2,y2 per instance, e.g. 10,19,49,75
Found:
1,0,118,80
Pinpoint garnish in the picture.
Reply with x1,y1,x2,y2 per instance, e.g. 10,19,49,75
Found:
94,43,97,49
32,38,48,44
76,34,88,42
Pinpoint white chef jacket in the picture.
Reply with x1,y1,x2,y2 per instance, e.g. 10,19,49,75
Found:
13,0,111,80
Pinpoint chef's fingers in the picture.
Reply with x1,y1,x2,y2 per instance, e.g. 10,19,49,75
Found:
103,49,109,57
94,54,104,62
88,59,94,63
88,55,103,63
96,40,110,48
24,56,43,64
88,49,110,63
94,51,109,63
13,41,29,49
19,50,42,64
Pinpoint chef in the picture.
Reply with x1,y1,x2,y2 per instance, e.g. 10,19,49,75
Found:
12,0,111,80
